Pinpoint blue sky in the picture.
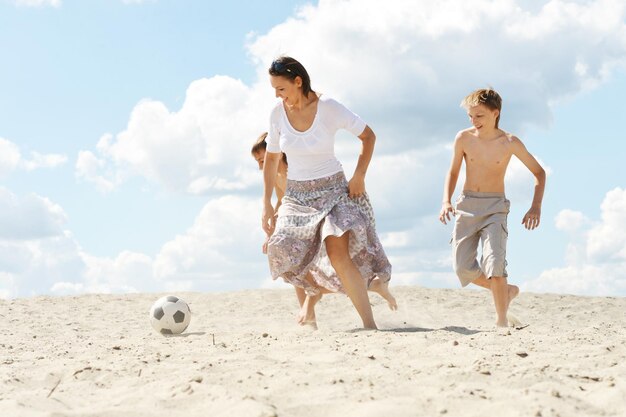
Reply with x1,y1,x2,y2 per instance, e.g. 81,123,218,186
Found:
1,0,625,299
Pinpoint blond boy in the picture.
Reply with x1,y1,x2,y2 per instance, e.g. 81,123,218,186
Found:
439,88,546,327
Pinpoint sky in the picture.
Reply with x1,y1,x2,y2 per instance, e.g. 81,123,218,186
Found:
1,0,625,299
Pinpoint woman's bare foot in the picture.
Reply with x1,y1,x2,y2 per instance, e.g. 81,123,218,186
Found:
369,278,398,310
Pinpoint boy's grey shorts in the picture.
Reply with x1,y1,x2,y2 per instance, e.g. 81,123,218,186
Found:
451,191,510,287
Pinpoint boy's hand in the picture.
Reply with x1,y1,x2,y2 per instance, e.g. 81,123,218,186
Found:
262,237,269,254
439,202,455,224
522,206,541,230
262,203,276,235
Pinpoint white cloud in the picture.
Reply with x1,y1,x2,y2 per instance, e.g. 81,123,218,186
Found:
4,0,626,299
0,231,85,298
0,187,67,240
79,77,270,194
526,187,626,296
0,138,21,178
525,264,626,296
21,152,68,171
555,209,588,232
0,272,17,299
0,186,272,298
0,137,67,178
51,196,270,297
79,0,625,196
248,0,626,145
68,250,155,295
506,0,626,40
60,0,626,298
13,0,60,7
587,188,626,262
154,195,268,291
75,148,120,193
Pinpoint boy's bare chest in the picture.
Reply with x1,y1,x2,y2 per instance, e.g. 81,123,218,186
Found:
464,140,513,169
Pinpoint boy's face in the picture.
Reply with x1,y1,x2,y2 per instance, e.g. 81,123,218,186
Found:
467,104,499,131
252,151,265,170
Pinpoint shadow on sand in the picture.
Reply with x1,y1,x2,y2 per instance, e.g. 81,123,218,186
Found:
376,326,482,335
438,326,482,335
166,331,207,338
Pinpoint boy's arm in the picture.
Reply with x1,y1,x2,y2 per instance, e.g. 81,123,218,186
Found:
439,133,464,225
512,137,546,230
262,151,281,235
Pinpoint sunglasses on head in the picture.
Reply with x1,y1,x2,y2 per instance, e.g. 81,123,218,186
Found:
271,60,293,75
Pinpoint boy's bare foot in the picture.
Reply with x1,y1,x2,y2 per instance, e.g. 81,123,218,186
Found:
369,278,398,310
507,284,519,309
299,319,318,330
296,293,321,330
506,285,522,327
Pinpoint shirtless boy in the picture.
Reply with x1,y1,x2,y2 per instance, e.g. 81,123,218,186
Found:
439,88,546,328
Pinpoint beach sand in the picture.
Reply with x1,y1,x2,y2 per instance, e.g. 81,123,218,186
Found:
1,286,624,417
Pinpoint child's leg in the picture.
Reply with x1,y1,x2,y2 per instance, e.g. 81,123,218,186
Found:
298,293,322,329
294,286,306,308
325,233,377,329
472,275,519,310
478,209,511,327
491,276,509,327
296,273,325,327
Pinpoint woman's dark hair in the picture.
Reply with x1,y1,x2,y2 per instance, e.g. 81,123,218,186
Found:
268,56,314,98
251,132,287,165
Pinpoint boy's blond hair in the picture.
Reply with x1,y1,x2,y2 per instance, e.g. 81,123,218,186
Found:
251,132,269,155
461,88,503,128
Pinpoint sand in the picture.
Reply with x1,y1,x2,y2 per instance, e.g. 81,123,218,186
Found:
1,286,624,417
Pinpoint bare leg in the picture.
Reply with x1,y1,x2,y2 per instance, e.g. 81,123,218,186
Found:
368,278,398,310
491,276,508,327
294,286,306,308
472,274,520,327
325,233,377,329
298,293,322,330
472,275,519,309
295,273,327,328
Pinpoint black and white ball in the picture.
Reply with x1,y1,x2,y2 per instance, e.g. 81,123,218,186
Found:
150,295,191,335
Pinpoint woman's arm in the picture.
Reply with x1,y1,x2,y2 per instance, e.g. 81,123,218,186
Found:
348,125,376,198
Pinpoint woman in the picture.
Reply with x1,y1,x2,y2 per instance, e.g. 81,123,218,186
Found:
261,56,395,329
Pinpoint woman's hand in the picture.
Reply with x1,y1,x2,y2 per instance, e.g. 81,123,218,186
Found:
348,174,366,198
262,202,276,236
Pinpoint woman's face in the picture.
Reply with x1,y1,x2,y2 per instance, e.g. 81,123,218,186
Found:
252,151,265,170
270,75,302,106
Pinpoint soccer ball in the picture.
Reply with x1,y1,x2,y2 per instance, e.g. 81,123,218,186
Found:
149,295,191,335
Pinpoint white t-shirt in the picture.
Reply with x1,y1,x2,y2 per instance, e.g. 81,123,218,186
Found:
266,96,367,181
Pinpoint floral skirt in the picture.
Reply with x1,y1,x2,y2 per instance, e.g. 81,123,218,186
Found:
267,171,392,295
